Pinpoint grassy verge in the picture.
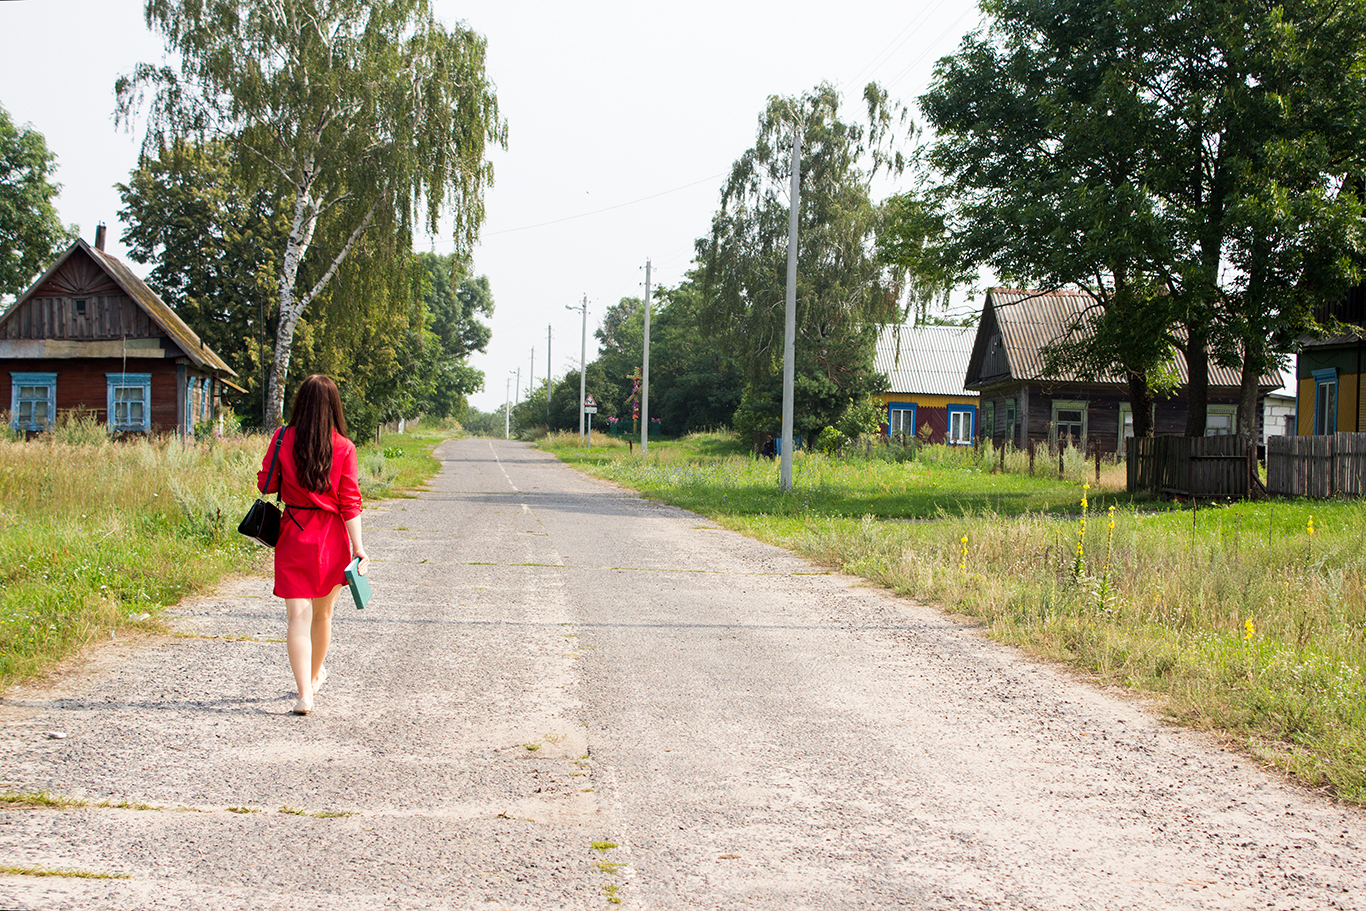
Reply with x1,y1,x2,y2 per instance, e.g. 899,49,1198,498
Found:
0,416,452,690
541,431,1366,802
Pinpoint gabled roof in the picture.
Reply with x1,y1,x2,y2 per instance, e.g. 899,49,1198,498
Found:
966,287,1271,391
875,323,978,397
1,238,237,377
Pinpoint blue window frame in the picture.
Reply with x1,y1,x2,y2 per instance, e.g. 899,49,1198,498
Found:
11,372,56,432
947,405,975,445
887,403,917,439
107,373,152,433
1313,368,1338,435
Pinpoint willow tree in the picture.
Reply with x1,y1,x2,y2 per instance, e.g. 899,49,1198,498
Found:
117,0,506,428
698,83,910,436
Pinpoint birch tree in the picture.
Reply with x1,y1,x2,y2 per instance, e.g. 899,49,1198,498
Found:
117,0,506,427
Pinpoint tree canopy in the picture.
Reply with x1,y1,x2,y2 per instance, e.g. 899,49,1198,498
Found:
118,0,507,427
904,0,1366,443
698,83,906,436
0,107,74,300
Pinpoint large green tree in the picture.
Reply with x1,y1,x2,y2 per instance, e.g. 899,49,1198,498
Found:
0,107,74,299
118,0,507,428
907,0,1366,444
415,255,492,418
118,139,284,422
698,83,905,436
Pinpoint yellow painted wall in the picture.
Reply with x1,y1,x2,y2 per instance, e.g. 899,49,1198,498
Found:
877,393,978,409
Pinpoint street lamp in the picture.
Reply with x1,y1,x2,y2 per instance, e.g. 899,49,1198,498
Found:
566,297,588,439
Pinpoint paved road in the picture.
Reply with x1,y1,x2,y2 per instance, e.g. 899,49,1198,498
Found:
2,439,1365,910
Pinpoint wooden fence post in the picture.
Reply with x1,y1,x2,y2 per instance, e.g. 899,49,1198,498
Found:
1028,439,1035,476
1094,442,1101,484
1059,447,1065,479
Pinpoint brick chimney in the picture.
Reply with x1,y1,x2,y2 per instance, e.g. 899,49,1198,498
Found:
94,223,106,251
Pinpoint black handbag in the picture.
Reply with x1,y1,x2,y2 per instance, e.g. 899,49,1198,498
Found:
238,429,285,547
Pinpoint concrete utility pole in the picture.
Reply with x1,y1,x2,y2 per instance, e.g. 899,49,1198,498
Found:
546,324,552,424
567,297,588,439
641,259,651,454
529,348,534,411
514,367,520,407
504,374,512,440
781,124,801,493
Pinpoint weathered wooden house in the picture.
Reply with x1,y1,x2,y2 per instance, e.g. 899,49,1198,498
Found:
1296,286,1366,434
0,232,238,435
966,287,1272,454
874,323,978,444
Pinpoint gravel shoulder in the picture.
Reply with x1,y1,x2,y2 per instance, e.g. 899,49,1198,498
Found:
1,439,1363,910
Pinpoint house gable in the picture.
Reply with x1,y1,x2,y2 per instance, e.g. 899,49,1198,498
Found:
0,239,235,376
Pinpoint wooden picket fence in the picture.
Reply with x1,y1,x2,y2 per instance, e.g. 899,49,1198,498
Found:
1266,433,1366,497
1127,435,1250,499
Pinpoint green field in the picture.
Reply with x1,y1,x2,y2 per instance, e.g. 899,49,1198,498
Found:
542,432,1366,802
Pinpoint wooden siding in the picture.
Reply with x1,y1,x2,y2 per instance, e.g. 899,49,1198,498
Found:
980,384,1248,454
1267,433,1366,497
1,248,163,342
1127,435,1250,498
1,358,205,434
0,293,158,341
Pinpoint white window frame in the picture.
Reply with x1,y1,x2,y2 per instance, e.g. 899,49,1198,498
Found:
107,373,152,433
887,403,916,439
1051,399,1088,450
1205,405,1237,437
947,405,974,446
1118,403,1157,450
11,372,56,432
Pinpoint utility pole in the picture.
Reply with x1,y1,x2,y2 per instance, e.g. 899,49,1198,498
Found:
566,296,588,439
529,348,534,412
504,374,512,440
641,259,652,454
781,124,801,492
546,324,552,425
514,367,520,407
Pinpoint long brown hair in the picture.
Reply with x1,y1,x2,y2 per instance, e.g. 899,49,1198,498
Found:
288,375,347,493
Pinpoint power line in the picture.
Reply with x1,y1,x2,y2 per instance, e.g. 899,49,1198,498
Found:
483,171,727,237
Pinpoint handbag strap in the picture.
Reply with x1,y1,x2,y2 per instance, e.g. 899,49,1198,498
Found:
264,428,285,501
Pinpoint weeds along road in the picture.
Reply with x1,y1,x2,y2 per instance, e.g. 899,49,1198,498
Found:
2,438,1365,910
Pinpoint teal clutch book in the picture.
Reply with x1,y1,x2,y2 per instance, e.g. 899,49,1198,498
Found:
344,557,372,610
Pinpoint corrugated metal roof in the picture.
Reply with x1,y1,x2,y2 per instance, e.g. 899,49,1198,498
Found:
975,287,1274,389
875,323,978,396
2,239,236,377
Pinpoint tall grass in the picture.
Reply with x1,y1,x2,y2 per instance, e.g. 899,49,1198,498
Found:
543,432,1366,801
0,418,448,688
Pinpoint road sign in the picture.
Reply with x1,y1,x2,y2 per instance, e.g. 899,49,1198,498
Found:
584,395,596,407
584,406,598,414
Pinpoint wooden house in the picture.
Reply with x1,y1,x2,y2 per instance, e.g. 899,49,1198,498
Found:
965,288,1272,454
1296,286,1366,434
874,323,978,444
0,232,238,436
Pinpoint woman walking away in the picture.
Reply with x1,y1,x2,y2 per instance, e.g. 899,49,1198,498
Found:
258,375,368,715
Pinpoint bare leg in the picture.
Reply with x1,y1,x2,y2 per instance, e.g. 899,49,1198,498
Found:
285,598,314,710
310,585,343,693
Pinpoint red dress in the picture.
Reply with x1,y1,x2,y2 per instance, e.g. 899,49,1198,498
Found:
257,427,363,598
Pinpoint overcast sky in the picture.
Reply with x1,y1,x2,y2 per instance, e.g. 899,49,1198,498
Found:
0,0,985,413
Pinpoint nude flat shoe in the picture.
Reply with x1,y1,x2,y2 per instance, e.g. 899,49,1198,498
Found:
292,695,314,715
